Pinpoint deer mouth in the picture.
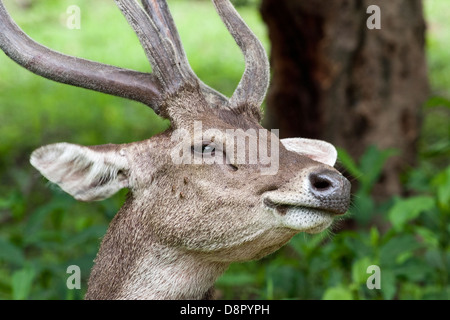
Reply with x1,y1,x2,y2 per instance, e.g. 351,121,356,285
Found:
263,197,347,233
263,198,347,216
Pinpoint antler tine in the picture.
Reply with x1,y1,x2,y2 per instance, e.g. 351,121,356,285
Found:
115,0,201,98
141,0,230,109
0,1,163,113
212,0,270,119
141,0,185,68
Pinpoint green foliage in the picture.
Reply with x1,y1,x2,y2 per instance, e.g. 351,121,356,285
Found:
11,266,36,300
425,0,450,97
338,145,398,225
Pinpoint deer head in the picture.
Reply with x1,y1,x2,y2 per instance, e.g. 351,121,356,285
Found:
0,0,351,299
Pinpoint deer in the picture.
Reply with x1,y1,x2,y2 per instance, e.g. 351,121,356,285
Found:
0,0,351,300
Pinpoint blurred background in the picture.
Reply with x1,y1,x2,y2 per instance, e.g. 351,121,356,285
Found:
0,0,448,300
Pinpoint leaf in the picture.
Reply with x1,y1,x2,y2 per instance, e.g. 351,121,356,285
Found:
395,258,432,282
0,194,13,209
64,225,108,247
424,96,450,109
322,286,353,300
388,196,435,231
380,235,422,267
380,269,396,300
12,267,36,300
358,146,398,193
352,192,375,225
432,165,450,212
336,147,362,180
370,227,380,247
0,238,25,266
415,226,439,248
352,257,373,285
344,236,371,258
24,206,53,239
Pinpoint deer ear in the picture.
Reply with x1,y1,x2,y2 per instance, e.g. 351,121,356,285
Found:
30,143,130,202
281,138,338,167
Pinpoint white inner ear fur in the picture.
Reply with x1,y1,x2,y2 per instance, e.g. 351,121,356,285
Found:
30,143,130,202
281,138,338,167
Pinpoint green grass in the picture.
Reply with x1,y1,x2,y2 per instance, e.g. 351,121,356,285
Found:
424,0,450,97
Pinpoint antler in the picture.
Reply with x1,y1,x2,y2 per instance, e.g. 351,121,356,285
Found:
212,0,270,118
0,0,270,121
116,0,270,118
115,0,198,95
140,0,230,110
0,1,163,113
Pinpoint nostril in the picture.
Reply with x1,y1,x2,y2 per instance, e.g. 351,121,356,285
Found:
310,173,334,192
308,169,352,213
312,178,332,191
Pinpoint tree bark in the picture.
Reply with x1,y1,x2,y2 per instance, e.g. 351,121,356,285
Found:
260,0,429,198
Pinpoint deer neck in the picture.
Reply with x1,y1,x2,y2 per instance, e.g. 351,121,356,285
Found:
85,199,229,300
118,244,228,299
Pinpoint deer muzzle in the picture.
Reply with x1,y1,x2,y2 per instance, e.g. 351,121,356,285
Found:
262,168,351,233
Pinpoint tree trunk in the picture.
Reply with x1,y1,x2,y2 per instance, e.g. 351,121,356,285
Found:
260,0,429,198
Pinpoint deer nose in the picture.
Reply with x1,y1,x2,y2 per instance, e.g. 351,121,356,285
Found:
309,169,351,212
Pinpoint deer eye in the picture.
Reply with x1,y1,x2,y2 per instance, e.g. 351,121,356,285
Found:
202,144,215,156
191,142,216,156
